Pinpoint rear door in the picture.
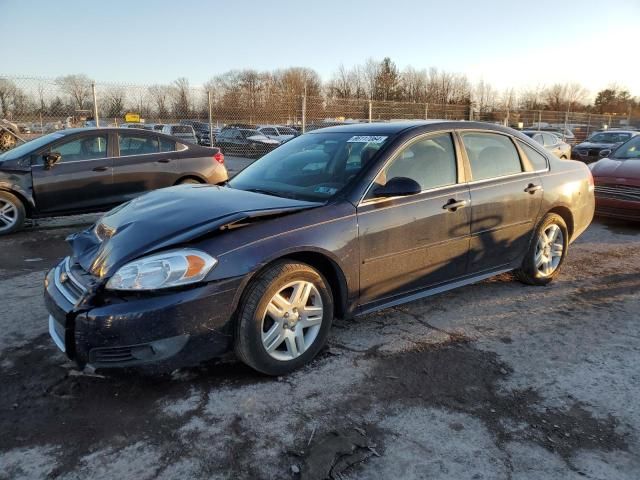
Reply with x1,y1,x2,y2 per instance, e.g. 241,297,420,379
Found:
31,132,113,213
357,132,471,307
459,131,543,274
111,131,179,201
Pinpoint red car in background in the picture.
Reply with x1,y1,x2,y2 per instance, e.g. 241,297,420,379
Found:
590,134,640,221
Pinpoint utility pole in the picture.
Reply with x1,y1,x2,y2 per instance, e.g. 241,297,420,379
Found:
91,83,99,127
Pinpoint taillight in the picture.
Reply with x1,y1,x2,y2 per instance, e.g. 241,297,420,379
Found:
213,151,224,164
587,169,595,192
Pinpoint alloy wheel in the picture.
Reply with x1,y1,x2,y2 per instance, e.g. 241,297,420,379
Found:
261,280,324,361
535,224,564,277
0,199,18,232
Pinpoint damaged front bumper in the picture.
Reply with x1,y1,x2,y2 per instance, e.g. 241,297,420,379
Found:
44,256,242,370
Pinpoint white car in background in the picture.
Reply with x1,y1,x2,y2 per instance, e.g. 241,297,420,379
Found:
162,124,198,144
257,125,298,143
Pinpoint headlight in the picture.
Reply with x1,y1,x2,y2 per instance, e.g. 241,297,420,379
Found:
106,249,217,291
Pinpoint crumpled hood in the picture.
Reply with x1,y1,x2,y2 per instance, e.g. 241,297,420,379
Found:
591,158,640,182
68,184,319,278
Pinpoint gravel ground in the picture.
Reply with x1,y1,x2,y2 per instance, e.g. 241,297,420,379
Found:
0,214,638,480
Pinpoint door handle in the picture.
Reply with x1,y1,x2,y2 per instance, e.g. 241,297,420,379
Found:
442,199,467,212
524,183,543,194
156,159,170,163
92,166,109,172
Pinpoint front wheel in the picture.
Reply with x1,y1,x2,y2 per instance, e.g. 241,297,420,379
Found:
0,191,26,235
235,261,333,375
515,213,568,285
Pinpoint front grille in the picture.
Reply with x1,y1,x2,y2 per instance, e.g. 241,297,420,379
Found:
54,257,92,305
594,184,640,203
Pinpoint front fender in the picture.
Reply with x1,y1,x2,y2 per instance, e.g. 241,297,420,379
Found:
0,174,35,210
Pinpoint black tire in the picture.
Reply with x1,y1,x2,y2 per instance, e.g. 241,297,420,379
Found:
515,213,569,286
235,260,334,376
177,178,201,185
0,190,26,235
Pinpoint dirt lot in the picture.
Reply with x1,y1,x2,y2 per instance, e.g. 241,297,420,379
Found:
0,213,639,480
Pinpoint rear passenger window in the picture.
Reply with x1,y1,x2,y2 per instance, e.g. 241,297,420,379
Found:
118,134,159,156
517,141,548,170
372,133,457,194
159,138,176,152
462,133,522,181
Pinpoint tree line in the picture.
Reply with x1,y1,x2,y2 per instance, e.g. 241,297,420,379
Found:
0,58,638,121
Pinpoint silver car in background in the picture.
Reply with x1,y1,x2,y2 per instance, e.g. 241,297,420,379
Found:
161,124,198,144
522,130,571,159
257,125,298,143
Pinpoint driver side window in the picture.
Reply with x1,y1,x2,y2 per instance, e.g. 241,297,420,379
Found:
370,133,457,197
51,135,108,162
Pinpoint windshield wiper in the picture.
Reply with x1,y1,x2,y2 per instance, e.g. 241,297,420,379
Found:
243,188,287,198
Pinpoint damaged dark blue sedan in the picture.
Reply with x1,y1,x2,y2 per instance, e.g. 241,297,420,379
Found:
44,121,595,375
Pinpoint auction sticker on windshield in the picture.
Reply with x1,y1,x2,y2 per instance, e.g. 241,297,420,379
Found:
347,135,387,143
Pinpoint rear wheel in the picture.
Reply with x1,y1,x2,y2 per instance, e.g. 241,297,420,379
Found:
515,213,568,285
0,191,26,235
235,261,333,375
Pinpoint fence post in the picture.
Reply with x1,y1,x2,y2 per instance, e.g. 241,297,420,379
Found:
207,90,213,147
587,114,591,136
538,111,542,130
368,100,372,123
301,94,307,133
91,83,99,127
608,114,612,129
564,111,569,134
425,103,429,120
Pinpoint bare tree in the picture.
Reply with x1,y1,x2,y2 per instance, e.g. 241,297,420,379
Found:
0,78,17,116
171,78,191,117
148,84,170,119
55,74,92,111
473,79,498,113
102,87,126,118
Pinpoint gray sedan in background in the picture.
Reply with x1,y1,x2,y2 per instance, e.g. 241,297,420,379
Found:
522,130,571,159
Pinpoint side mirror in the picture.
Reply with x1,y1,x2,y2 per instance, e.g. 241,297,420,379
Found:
599,149,611,158
44,152,61,169
372,176,421,198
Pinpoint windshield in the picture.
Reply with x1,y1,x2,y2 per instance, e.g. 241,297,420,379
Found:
612,136,640,160
587,132,632,143
228,132,390,201
0,132,65,162
243,129,268,139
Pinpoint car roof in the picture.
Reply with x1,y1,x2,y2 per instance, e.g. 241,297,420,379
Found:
593,130,638,134
309,120,512,135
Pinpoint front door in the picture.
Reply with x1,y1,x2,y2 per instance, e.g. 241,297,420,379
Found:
458,131,543,273
31,132,113,213
357,132,471,307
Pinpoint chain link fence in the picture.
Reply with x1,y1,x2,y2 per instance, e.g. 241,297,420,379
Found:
1,76,637,150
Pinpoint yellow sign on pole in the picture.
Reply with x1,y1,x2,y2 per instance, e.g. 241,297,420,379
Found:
124,113,141,123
